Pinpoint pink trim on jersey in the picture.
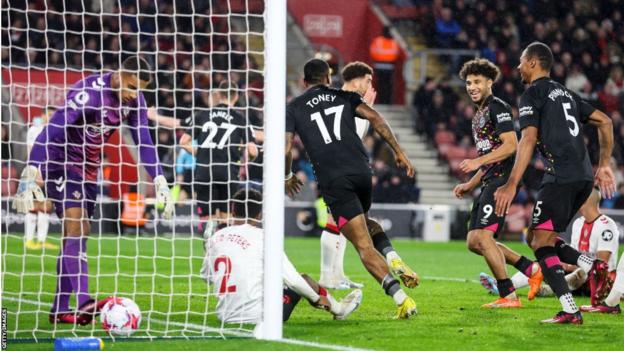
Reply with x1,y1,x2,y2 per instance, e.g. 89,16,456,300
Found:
483,223,499,233
338,216,349,229
535,219,554,231
544,256,561,268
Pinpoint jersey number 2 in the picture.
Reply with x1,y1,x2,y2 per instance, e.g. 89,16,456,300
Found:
310,105,345,144
200,122,237,149
214,256,237,294
562,103,579,137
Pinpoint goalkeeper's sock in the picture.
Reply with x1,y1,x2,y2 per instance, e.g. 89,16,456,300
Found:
63,237,92,307
24,212,37,242
334,233,348,279
36,212,50,243
320,230,339,284
51,253,72,313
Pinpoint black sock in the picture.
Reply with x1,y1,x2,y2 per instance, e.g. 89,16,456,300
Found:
554,238,581,265
496,278,515,298
372,232,395,257
513,256,535,277
381,274,400,296
534,246,570,298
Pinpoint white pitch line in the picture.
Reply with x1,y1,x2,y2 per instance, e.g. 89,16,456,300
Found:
422,275,480,284
2,296,375,351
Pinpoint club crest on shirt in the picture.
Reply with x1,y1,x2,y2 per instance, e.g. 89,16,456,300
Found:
602,230,613,241
86,123,114,138
123,107,130,117
72,191,82,199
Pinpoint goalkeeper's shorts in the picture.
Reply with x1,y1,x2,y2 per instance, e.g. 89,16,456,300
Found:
44,169,97,219
321,173,372,229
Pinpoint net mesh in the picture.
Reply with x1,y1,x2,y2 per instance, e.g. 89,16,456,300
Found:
1,0,266,340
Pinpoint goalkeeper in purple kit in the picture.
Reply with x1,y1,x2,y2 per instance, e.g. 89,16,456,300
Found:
12,56,174,325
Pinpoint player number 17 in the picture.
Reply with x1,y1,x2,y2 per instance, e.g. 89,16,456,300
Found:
310,105,345,144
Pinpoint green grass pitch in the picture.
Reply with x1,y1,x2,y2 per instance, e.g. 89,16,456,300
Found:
2,234,623,350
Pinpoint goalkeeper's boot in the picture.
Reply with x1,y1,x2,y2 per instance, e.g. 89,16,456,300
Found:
25,239,41,250
527,264,544,301
334,289,363,320
49,311,79,324
395,296,417,319
479,273,499,295
481,297,522,308
540,311,583,324
580,303,621,314
390,259,420,288
40,241,59,250
76,296,114,325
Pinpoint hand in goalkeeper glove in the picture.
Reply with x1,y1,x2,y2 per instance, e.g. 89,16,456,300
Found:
154,175,174,219
12,165,45,213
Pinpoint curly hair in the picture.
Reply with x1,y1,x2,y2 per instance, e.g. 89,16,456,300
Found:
459,58,501,82
341,61,373,82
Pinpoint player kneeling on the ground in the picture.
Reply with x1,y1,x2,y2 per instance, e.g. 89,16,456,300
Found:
202,189,362,323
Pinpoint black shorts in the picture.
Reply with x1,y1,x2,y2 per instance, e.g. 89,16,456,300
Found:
530,180,593,233
321,173,372,228
282,287,302,322
194,182,240,216
468,176,507,237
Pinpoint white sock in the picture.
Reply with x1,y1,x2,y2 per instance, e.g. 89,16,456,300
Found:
511,272,529,289
576,254,594,274
320,230,339,283
334,234,347,280
385,250,401,267
392,289,408,305
24,212,37,242
326,293,342,315
559,293,579,313
36,212,50,242
605,255,624,307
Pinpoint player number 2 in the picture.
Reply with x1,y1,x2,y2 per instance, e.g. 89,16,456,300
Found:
562,103,579,137
310,105,345,144
214,256,237,294
200,122,237,149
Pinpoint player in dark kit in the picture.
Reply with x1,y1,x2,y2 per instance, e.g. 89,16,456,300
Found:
454,58,542,308
285,58,418,318
494,42,616,324
180,80,258,237
12,56,174,325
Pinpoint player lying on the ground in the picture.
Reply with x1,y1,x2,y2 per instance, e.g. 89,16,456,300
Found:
285,58,418,318
582,252,624,314
12,56,174,325
454,58,535,309
24,105,58,251
202,189,362,323
180,80,258,239
481,188,620,300
319,62,415,291
494,42,615,324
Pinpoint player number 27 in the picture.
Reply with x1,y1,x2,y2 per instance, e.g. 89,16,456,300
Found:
310,105,345,144
562,103,579,137
214,256,237,294
200,122,237,149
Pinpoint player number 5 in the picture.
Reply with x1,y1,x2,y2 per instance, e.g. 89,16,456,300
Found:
310,105,345,144
562,103,579,137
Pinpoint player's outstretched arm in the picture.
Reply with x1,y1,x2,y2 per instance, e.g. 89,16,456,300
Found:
356,103,415,178
494,126,537,216
459,131,517,173
587,109,615,198
285,132,303,197
147,107,180,128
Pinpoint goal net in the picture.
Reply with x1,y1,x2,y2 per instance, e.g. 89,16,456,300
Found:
1,0,284,342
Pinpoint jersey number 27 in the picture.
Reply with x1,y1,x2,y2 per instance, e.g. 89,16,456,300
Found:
310,105,345,144
200,122,237,149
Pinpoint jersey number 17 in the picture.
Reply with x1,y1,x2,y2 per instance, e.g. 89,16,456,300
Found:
310,105,345,144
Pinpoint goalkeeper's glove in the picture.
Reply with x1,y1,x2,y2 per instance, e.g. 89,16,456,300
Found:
12,165,45,213
154,175,174,219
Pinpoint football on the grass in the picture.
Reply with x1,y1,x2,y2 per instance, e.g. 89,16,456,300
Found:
100,297,141,336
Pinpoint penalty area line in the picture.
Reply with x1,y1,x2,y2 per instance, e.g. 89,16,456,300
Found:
3,295,377,351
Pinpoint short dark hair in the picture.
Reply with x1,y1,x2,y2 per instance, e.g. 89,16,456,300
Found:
524,41,553,71
341,62,373,82
217,80,239,98
303,58,330,84
44,105,57,113
459,58,501,82
232,188,262,219
121,56,153,82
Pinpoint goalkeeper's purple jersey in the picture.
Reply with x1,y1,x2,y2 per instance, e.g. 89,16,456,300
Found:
28,72,162,181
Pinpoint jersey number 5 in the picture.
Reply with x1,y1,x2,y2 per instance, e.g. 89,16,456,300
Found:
214,256,237,294
200,122,237,149
310,105,345,144
562,103,579,137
